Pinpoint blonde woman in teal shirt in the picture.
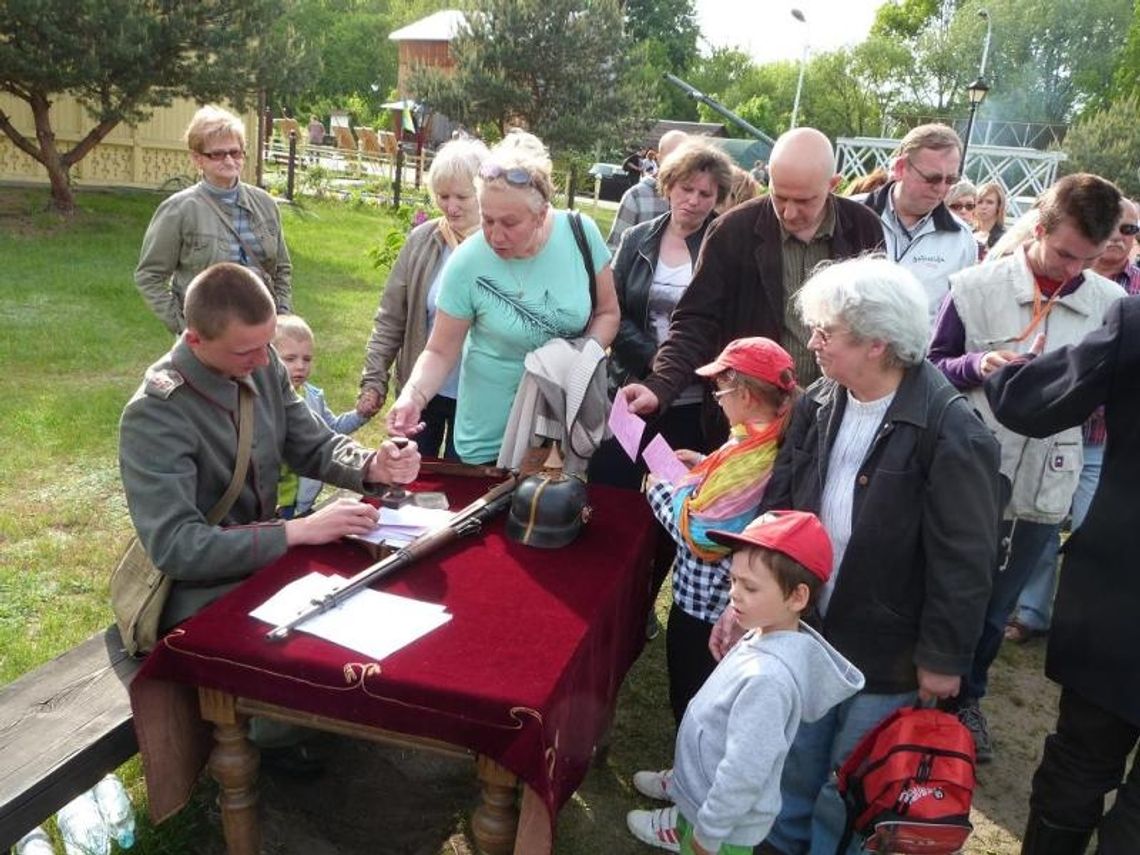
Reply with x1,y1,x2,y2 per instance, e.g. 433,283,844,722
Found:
387,131,619,463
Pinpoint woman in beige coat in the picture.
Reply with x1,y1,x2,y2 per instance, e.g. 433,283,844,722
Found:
356,138,489,458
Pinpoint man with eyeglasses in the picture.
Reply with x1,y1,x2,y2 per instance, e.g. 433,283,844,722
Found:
928,173,1126,767
1091,197,1140,294
858,123,979,319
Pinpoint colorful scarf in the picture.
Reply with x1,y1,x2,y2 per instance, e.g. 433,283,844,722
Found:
674,417,785,562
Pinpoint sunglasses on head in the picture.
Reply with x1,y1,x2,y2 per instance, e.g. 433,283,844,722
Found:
1120,222,1140,237
198,148,245,161
479,163,534,187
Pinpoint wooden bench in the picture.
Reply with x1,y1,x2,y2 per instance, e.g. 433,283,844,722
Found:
0,626,141,849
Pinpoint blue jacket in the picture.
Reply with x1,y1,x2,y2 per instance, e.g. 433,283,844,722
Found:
295,382,368,514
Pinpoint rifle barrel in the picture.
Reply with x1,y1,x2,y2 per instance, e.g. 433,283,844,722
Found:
266,474,517,641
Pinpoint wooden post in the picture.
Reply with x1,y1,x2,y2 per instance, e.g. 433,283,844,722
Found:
393,145,404,208
567,165,577,210
286,130,296,202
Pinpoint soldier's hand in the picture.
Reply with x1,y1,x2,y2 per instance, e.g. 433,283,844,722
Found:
285,498,379,547
368,438,420,485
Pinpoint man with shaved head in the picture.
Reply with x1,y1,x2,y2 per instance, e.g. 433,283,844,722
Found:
607,129,690,249
619,127,883,447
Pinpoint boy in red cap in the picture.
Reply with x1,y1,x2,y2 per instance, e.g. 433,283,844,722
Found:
627,511,865,854
646,337,799,726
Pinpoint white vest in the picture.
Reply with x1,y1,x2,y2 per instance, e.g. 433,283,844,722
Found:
949,249,1122,522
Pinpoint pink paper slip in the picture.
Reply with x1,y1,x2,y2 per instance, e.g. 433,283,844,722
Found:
642,433,689,484
607,400,646,460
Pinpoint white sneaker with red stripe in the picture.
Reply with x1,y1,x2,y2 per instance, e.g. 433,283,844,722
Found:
627,804,680,852
632,768,673,802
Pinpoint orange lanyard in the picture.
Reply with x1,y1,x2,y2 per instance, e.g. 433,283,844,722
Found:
1013,283,1064,343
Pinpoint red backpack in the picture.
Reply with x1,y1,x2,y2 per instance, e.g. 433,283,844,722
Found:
834,706,976,855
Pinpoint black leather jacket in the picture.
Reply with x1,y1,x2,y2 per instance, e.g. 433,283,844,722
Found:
607,210,714,392
763,360,1003,693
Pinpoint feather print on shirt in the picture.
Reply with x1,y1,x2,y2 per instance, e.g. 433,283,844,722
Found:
473,275,585,347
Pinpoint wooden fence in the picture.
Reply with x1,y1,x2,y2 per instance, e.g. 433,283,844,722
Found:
0,95,258,189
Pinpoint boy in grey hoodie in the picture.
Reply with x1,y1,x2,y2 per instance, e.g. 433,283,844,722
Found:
627,511,865,854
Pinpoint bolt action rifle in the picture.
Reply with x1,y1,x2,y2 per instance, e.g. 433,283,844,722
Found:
266,473,519,641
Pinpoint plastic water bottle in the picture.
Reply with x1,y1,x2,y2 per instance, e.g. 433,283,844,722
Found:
14,826,56,854
93,774,136,849
56,790,110,855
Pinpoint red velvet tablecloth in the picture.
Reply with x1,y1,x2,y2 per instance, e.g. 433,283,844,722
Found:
130,473,655,832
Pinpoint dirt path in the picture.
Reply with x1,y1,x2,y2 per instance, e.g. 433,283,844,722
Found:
190,637,1057,854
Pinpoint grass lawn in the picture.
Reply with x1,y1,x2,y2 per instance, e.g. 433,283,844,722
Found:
0,184,664,855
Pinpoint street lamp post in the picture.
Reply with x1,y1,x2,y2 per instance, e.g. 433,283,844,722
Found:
790,8,808,129
960,8,994,175
960,78,990,176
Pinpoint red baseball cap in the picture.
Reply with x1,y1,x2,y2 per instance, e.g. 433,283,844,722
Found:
695,337,796,391
708,510,833,582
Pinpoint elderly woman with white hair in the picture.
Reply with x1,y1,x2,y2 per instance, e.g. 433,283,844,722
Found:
356,137,491,458
709,256,1002,855
387,131,619,464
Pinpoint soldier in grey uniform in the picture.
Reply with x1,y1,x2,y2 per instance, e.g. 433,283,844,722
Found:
119,262,421,631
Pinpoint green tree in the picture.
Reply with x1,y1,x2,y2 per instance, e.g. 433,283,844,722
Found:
277,0,450,120
0,0,286,214
870,0,941,40
1111,3,1140,97
1059,95,1140,198
622,0,699,73
949,0,1130,125
621,0,700,120
410,0,648,153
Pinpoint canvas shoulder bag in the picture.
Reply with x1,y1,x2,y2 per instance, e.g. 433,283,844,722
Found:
111,385,254,655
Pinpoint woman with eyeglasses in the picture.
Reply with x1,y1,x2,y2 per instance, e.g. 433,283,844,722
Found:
708,256,1002,855
945,180,978,228
135,105,293,334
386,131,619,464
974,181,1008,253
355,138,490,459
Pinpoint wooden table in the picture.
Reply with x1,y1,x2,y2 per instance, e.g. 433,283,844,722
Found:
196,688,545,854
131,474,655,855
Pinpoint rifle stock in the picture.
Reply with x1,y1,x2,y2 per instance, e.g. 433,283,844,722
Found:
266,474,518,642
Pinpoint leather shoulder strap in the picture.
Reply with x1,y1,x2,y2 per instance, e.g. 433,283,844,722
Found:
204,385,255,524
196,186,270,275
567,211,597,315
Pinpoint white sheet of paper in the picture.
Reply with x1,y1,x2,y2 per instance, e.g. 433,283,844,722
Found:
642,433,690,484
251,572,451,660
355,505,456,544
607,400,646,460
